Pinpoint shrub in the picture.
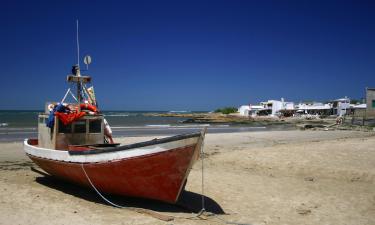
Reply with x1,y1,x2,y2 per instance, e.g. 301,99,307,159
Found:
215,107,237,114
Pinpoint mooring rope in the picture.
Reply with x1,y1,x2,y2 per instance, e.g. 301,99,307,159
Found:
81,163,125,208
80,163,175,221
198,127,206,216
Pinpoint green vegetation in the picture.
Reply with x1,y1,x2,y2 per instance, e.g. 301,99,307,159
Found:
215,107,238,114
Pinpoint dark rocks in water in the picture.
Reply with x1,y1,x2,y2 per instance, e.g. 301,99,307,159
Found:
181,118,195,123
299,124,327,130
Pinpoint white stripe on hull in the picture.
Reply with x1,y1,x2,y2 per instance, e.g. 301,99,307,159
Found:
24,137,199,163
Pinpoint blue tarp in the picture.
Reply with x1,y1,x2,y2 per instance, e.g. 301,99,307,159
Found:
46,104,70,128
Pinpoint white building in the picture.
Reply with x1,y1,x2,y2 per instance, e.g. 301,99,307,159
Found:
238,105,251,116
296,102,331,111
351,103,366,109
238,105,265,117
238,96,363,117
260,98,294,116
333,97,350,116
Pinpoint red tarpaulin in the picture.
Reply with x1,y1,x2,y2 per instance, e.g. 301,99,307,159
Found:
55,111,86,125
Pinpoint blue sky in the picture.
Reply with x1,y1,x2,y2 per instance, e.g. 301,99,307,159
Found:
0,0,374,111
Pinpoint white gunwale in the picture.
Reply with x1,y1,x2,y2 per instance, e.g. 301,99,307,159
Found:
24,136,199,163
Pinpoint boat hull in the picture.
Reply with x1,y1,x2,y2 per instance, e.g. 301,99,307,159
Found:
24,133,203,203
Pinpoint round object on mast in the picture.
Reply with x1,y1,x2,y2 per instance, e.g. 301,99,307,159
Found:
84,55,92,70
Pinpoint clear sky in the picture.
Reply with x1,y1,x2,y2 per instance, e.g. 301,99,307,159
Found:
1,0,374,111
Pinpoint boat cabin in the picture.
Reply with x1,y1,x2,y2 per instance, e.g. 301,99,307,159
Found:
38,107,105,150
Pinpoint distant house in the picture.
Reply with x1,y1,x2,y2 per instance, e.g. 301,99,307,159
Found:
351,104,367,109
249,105,265,117
238,105,250,116
295,102,332,115
260,98,294,116
238,104,265,117
332,97,350,116
366,88,375,117
238,92,371,118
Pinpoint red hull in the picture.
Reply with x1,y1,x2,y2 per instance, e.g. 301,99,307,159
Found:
28,144,197,203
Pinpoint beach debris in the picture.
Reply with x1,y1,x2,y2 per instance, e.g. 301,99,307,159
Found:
296,202,320,215
304,177,315,182
296,203,312,215
350,176,361,182
296,208,311,215
131,208,174,221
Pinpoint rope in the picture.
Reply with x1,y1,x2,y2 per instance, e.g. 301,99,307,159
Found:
61,88,71,103
175,128,252,225
199,128,206,214
69,89,78,102
80,163,174,222
81,163,125,208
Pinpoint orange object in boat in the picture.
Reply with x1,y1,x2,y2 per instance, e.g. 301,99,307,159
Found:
80,103,97,112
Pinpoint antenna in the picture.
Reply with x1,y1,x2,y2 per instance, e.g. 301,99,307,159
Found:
76,20,80,67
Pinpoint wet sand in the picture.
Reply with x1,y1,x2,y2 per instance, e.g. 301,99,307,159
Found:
0,130,375,225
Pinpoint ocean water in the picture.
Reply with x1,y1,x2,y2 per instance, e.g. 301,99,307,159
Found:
0,110,294,142
0,110,199,128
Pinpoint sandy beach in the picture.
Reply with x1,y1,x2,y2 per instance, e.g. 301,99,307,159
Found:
0,130,375,225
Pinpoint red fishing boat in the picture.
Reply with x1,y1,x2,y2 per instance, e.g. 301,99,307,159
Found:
23,62,206,204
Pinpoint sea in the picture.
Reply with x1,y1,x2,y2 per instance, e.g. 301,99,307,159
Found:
0,110,294,142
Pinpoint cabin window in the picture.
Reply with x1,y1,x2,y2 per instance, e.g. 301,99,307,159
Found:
89,120,102,133
58,120,72,133
74,121,86,133
372,100,375,108
39,117,44,124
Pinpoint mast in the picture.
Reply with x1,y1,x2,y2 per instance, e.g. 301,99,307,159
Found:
76,20,81,106
67,66,91,108
66,20,92,108
76,20,80,68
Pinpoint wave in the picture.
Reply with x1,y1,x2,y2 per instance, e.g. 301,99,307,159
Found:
104,114,129,117
0,123,8,127
147,124,211,128
145,124,171,128
111,124,211,129
168,111,191,113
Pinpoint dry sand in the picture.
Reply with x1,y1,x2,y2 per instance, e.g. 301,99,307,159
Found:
0,130,375,225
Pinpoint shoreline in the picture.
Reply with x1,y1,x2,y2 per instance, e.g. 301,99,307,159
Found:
0,123,297,143
1,124,372,143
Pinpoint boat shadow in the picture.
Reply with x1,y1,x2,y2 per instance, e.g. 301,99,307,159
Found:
35,176,225,214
